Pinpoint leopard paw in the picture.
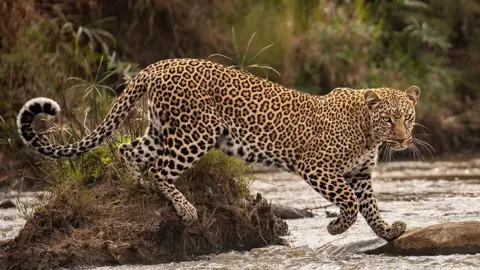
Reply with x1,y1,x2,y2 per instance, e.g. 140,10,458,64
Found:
380,221,407,241
327,219,350,235
174,202,198,224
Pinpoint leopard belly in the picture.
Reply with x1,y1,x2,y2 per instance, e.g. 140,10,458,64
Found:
214,129,298,172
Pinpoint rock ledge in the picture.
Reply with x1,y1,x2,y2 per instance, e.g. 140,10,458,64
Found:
366,221,480,256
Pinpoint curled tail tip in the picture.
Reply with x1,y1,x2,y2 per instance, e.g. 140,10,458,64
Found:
25,97,60,114
17,97,61,142
18,97,60,120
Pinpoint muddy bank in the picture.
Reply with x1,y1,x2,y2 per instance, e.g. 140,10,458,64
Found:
0,157,288,270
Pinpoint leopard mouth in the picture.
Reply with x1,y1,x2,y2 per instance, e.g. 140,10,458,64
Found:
386,140,410,151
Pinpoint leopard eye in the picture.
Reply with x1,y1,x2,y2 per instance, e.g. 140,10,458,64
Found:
405,114,413,121
381,116,391,123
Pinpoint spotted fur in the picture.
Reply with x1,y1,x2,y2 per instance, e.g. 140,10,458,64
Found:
17,58,421,241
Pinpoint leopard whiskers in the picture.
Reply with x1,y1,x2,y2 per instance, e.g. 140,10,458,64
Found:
379,143,389,162
379,143,385,160
414,144,424,161
412,137,435,158
408,143,424,161
380,143,394,162
387,143,395,162
414,122,431,132
407,144,416,161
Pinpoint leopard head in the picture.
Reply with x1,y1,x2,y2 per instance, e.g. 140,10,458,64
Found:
364,86,421,151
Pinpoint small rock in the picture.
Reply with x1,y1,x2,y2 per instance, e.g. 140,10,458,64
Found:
366,221,480,256
325,210,338,218
0,200,16,209
270,204,314,219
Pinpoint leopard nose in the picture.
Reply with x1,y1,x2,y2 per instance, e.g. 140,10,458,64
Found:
397,137,412,144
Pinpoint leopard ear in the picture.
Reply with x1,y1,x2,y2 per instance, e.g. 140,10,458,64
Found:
364,90,380,109
405,85,421,105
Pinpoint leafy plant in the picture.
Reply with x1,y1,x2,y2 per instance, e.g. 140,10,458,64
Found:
209,27,280,78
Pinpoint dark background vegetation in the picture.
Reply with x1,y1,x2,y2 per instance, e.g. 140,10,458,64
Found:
1,0,479,179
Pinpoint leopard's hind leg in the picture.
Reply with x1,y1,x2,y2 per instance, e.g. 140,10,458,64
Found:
118,124,163,185
148,101,224,223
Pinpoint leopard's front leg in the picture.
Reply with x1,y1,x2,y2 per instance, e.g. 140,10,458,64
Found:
347,172,406,241
299,160,359,235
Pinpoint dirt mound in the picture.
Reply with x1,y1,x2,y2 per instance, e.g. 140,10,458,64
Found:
0,152,288,270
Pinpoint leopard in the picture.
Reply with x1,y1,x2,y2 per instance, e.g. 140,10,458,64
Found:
17,58,421,241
